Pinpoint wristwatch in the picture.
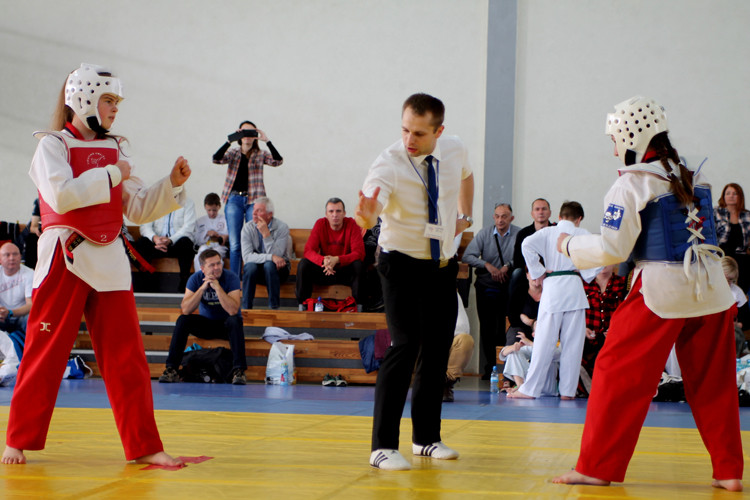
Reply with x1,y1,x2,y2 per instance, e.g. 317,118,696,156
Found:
457,214,474,227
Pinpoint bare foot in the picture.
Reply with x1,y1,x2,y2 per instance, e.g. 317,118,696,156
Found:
552,469,610,486
134,451,184,467
506,390,535,399
712,479,743,492
2,446,26,464
560,396,576,400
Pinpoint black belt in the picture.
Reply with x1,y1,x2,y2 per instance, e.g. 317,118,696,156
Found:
230,190,249,197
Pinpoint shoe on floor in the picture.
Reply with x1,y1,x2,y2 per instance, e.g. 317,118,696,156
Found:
232,369,247,385
158,367,180,383
412,441,459,460
369,449,411,470
322,373,336,386
334,375,347,387
443,378,455,402
0,373,16,387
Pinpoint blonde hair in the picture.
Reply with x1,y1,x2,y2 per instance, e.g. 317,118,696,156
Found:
51,79,73,130
721,256,739,284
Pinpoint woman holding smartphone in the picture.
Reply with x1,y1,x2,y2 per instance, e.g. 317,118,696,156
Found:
213,121,283,275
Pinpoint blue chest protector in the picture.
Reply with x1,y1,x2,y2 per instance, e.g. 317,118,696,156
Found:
632,185,717,263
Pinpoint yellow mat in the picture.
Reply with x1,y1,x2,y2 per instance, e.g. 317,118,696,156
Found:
0,407,747,499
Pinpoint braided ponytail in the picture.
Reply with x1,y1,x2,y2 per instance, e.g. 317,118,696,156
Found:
648,133,694,206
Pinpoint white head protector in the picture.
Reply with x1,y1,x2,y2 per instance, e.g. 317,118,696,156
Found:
605,96,668,165
65,63,124,133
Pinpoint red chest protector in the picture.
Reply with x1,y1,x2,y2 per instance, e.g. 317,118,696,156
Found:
39,124,124,245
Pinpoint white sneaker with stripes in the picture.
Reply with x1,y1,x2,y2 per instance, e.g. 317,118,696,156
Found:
369,449,411,470
412,441,459,460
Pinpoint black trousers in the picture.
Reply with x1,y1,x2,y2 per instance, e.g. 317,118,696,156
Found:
134,236,195,292
295,257,364,304
475,282,510,377
371,251,458,451
165,314,247,371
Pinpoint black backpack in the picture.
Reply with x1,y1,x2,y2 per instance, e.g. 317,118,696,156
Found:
179,347,233,383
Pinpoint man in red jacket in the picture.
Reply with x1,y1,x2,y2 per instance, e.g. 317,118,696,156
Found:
296,198,365,309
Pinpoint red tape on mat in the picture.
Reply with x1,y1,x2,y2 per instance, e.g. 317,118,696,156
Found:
139,455,213,470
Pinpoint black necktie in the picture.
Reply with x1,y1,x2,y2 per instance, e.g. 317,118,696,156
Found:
426,155,440,261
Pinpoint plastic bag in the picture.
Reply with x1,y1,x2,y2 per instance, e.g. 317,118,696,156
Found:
266,342,295,385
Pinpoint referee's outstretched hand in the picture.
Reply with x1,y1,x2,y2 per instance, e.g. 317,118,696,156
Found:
355,187,381,229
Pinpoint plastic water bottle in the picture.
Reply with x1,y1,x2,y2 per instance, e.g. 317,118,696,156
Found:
314,296,324,312
280,361,289,386
490,366,499,394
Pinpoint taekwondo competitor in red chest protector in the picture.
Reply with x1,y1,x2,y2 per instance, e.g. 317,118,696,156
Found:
2,64,190,467
552,96,743,492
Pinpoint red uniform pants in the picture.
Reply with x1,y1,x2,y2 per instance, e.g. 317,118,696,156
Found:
5,245,164,460
576,277,744,482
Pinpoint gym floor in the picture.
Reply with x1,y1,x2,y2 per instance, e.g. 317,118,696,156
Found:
0,378,748,499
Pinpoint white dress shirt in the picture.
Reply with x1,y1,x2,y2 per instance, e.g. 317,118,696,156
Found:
362,136,472,260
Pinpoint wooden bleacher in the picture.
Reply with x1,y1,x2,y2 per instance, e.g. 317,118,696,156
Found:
72,304,389,384
68,227,477,385
74,332,380,384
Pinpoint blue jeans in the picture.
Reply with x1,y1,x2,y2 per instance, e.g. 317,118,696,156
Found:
225,195,253,275
243,261,290,309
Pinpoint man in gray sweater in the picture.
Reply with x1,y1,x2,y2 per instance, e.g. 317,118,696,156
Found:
240,197,292,309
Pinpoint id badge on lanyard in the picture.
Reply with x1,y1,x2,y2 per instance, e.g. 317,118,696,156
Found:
424,223,445,240
409,154,446,241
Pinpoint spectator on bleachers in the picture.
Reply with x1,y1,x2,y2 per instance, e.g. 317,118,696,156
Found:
504,268,542,382
134,198,197,292
462,203,520,379
0,243,33,386
579,264,627,394
22,199,41,269
296,197,365,309
241,196,292,310
362,220,384,311
500,329,560,396
159,248,246,385
0,243,33,334
193,193,228,272
213,121,283,276
721,256,750,357
443,291,475,402
715,183,750,291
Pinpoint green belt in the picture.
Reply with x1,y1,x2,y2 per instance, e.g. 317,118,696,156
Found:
545,270,580,277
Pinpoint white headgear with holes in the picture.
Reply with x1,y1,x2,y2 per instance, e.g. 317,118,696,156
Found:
65,63,124,133
605,96,668,165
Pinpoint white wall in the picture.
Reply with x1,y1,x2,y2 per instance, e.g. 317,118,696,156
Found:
4,1,747,231
512,0,750,231
0,0,488,227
